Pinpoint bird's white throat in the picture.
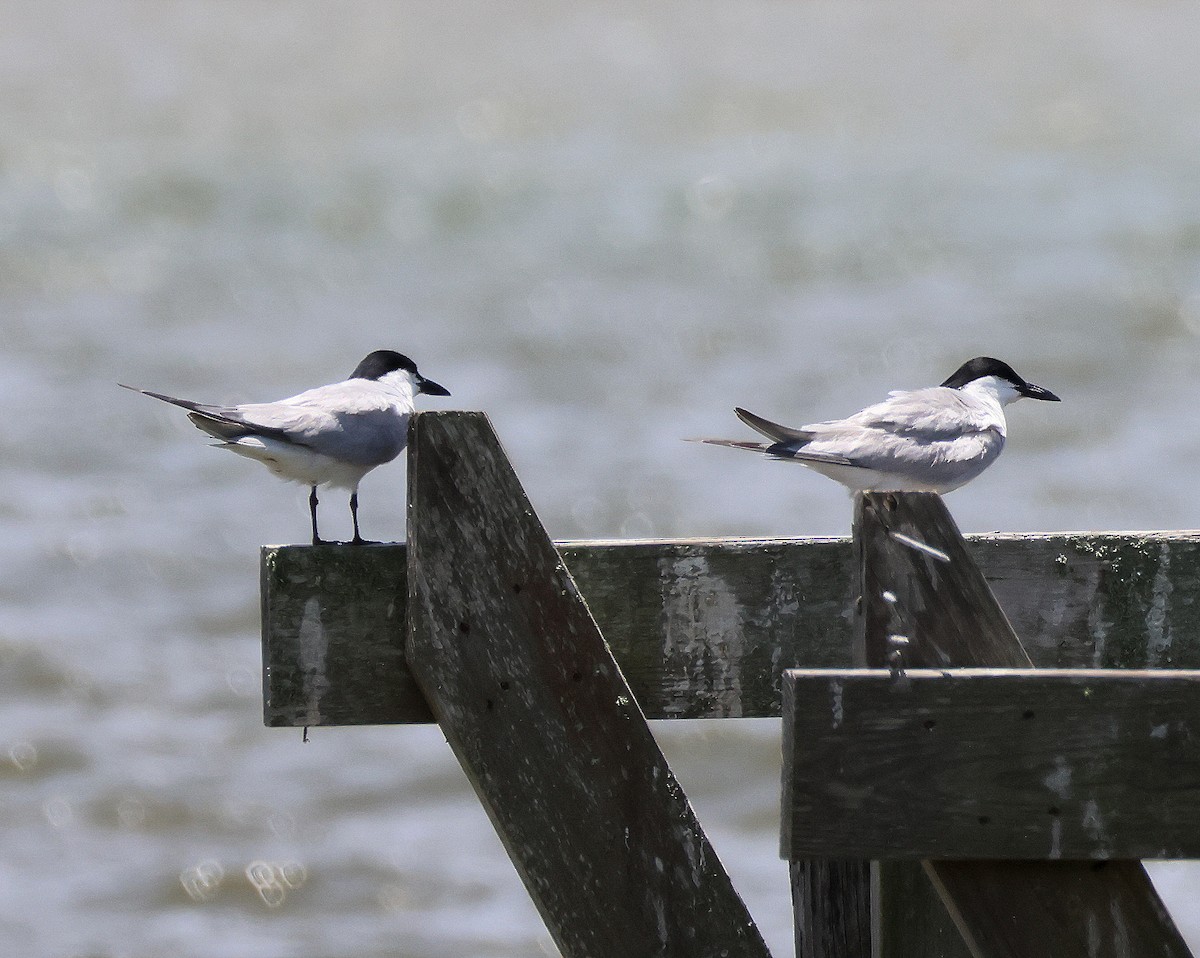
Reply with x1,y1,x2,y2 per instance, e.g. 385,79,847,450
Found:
959,375,1022,409
375,368,420,405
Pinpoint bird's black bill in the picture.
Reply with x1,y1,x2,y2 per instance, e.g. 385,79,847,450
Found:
1019,382,1060,402
418,376,451,397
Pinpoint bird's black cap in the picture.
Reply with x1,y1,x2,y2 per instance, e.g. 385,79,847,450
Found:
350,350,419,381
350,350,450,396
941,356,1060,401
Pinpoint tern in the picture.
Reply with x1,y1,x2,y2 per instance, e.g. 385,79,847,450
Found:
698,357,1059,493
122,350,450,544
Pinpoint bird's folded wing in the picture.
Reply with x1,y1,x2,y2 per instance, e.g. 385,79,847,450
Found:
733,407,815,444
694,436,857,466
817,387,998,440
228,400,339,443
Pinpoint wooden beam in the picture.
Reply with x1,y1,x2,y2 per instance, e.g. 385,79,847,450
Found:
261,528,1200,726
783,668,1200,860
847,493,1192,958
876,861,975,958
925,860,1188,958
789,859,872,958
404,411,772,958
261,545,432,726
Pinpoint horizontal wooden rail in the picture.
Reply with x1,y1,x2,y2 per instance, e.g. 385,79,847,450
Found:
782,668,1200,861
262,531,1200,726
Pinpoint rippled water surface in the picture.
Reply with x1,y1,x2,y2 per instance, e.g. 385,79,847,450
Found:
5,2,1200,955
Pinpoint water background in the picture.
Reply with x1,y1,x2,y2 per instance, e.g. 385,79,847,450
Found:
4,2,1200,954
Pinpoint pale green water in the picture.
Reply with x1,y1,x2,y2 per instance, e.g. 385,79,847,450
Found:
4,2,1200,955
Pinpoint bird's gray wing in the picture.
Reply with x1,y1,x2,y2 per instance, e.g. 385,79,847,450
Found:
703,388,1002,482
732,407,855,463
234,383,409,466
825,387,997,440
692,436,857,466
734,407,814,444
119,384,300,442
798,388,1004,480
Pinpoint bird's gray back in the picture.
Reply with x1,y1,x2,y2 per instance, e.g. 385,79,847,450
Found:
806,386,1003,441
791,386,1006,487
228,381,412,467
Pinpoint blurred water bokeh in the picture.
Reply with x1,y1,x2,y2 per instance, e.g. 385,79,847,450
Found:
5,2,1200,955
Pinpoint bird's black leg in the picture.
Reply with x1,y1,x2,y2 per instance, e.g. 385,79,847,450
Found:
309,486,325,546
349,491,375,544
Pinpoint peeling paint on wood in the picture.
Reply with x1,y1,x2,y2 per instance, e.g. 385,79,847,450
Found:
261,527,1200,726
260,543,432,726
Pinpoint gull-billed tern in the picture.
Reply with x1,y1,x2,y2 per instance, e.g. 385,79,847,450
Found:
698,356,1059,493
122,350,450,544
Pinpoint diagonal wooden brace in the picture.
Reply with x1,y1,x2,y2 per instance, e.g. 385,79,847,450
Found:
405,411,773,958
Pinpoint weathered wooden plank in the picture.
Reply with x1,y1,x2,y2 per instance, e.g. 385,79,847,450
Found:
790,494,975,958
876,861,975,958
260,544,432,726
783,668,1200,860
790,859,872,958
405,411,772,958
857,493,1030,669
261,527,1200,726
789,503,889,958
925,859,1190,958
849,493,1192,958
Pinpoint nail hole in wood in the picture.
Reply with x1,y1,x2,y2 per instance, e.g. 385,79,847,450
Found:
1048,806,1061,816
458,621,470,634
978,815,991,825
500,681,510,691
923,719,937,731
1022,709,1035,719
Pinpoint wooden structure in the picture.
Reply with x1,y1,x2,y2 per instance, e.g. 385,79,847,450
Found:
261,411,1200,957
787,493,1193,958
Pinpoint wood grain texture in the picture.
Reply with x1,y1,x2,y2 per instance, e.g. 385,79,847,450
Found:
261,544,432,726
261,526,1200,725
790,859,872,958
405,411,771,958
794,494,978,958
856,493,1030,669
783,669,1200,860
876,861,975,958
926,860,1191,958
851,493,1192,958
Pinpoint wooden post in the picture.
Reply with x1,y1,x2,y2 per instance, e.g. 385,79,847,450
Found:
790,859,873,958
404,412,773,958
857,493,1017,958
852,492,1192,958
789,492,973,958
791,508,876,958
